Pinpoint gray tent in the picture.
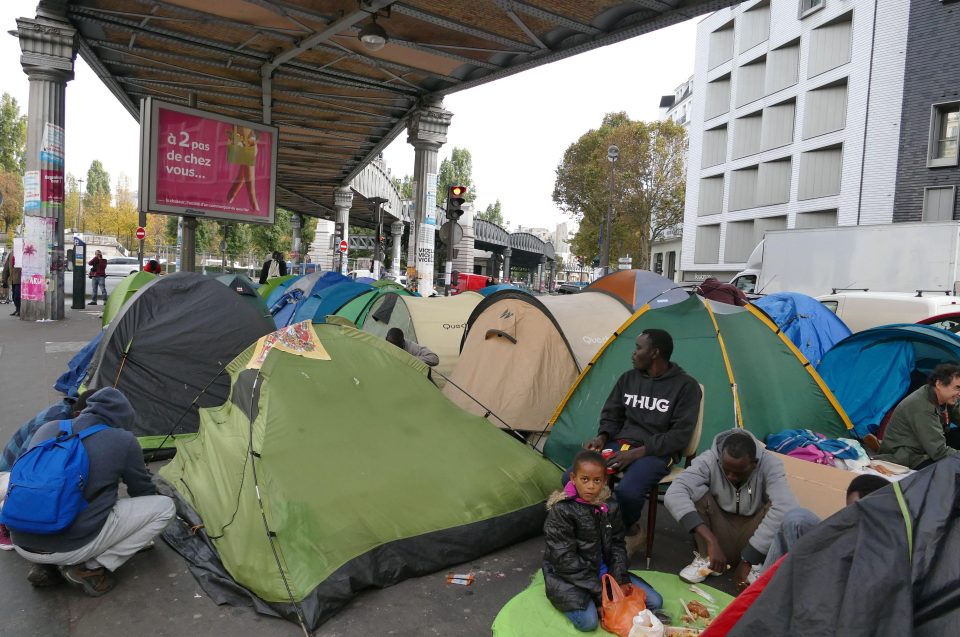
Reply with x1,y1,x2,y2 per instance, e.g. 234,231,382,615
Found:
85,272,275,451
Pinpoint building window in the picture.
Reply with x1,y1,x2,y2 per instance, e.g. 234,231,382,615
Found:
928,103,960,167
922,186,956,222
799,0,824,18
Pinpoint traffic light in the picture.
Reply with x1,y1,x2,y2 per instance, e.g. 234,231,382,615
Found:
446,185,467,221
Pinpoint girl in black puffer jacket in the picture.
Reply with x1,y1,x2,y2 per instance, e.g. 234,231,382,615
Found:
543,450,663,632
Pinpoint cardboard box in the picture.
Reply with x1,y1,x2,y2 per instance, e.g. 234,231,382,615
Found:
776,453,853,519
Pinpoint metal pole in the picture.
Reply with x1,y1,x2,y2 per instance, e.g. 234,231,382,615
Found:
446,221,455,296
76,179,83,230
602,145,619,275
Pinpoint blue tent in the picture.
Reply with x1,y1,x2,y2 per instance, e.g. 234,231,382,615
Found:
478,283,527,297
286,281,373,326
54,330,104,397
753,292,851,367
270,272,351,327
817,324,960,437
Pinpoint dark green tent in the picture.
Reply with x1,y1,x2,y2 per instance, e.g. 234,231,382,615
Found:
101,271,155,326
544,295,852,468
160,322,560,631
335,282,410,326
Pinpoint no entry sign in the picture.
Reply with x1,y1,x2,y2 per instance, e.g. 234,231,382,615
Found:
136,226,146,240
339,239,348,253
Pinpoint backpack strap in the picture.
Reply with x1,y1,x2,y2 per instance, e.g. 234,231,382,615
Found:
77,424,111,440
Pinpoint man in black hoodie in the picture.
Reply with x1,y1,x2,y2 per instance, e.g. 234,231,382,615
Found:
11,388,175,597
584,329,702,532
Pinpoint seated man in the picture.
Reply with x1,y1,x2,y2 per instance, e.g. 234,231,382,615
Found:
664,429,798,590
759,473,889,574
8,388,175,596
583,329,702,537
385,327,440,367
876,363,960,470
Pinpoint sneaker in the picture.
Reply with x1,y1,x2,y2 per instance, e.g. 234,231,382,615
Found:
27,563,65,588
746,563,763,586
624,525,646,560
60,564,116,597
679,552,719,584
0,524,13,550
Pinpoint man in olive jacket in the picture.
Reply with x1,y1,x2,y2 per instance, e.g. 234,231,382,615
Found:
877,363,960,470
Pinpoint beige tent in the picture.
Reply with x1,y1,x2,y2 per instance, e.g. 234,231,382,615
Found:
443,290,631,432
360,291,483,381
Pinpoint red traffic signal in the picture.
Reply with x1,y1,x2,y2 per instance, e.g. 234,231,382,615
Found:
449,185,467,198
446,185,467,220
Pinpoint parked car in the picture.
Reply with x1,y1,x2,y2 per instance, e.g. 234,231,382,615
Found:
816,291,960,333
557,281,588,294
105,256,141,277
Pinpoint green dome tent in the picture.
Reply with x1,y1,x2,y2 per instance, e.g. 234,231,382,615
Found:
543,294,853,468
256,273,296,300
334,282,410,326
160,321,560,631
101,271,155,326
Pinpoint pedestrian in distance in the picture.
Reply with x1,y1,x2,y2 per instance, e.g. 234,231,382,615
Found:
664,429,799,591
259,251,287,284
142,259,162,275
385,327,440,366
543,449,663,632
2,388,175,596
88,250,108,305
2,251,21,316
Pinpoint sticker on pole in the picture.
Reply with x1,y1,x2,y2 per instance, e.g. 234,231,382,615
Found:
339,240,348,253
136,226,146,241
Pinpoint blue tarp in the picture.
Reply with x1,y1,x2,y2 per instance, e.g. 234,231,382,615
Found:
817,324,960,437
478,283,527,297
288,281,373,325
753,292,851,367
270,272,351,327
53,330,104,397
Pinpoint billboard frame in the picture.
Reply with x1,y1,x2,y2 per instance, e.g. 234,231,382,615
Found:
139,97,279,225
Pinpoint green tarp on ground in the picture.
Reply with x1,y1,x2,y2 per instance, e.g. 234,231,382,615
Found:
544,295,852,468
160,321,560,631
335,283,409,326
101,271,155,326
492,570,734,636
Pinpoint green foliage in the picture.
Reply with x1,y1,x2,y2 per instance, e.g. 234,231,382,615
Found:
85,160,111,197
0,94,26,175
438,147,477,205
476,199,504,227
391,174,414,200
0,170,23,232
249,207,293,256
553,113,686,269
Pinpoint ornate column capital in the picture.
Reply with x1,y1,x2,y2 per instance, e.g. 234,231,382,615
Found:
16,16,77,81
406,101,453,150
334,186,354,210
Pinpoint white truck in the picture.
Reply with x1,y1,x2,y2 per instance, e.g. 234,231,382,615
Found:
730,221,960,297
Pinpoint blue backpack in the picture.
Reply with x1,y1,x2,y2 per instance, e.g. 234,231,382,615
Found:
1,420,109,534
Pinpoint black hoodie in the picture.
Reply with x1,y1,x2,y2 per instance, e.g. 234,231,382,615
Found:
598,363,702,458
11,388,156,553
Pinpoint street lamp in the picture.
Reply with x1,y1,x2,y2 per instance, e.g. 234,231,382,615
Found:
76,178,84,231
602,145,619,274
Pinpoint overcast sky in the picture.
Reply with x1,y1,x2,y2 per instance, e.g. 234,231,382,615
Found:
1,5,698,232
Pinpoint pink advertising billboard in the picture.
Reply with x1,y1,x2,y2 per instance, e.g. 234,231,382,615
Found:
139,98,278,224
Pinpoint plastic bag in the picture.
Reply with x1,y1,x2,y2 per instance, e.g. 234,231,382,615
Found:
628,609,665,637
600,574,647,637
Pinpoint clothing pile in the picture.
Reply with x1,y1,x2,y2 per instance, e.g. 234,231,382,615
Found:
765,428,868,470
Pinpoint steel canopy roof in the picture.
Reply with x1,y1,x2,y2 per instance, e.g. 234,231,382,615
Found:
64,0,735,223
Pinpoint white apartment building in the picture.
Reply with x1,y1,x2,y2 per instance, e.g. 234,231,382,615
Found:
661,75,694,129
680,0,911,282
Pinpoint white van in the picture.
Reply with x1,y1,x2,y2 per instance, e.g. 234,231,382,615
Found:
816,292,960,332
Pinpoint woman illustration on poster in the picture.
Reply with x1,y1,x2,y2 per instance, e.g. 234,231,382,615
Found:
226,125,260,211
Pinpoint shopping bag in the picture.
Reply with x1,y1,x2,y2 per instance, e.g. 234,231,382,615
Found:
627,609,664,637
600,574,647,637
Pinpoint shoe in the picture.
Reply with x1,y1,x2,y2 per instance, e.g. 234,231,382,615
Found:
9,310,18,316
679,552,720,584
60,564,116,597
746,563,763,586
862,434,881,453
0,524,13,551
89,302,97,306
624,524,647,560
136,539,155,554
27,563,65,588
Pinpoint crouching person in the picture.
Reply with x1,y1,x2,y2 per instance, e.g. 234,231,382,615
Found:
2,388,174,596
664,430,798,592
544,450,663,631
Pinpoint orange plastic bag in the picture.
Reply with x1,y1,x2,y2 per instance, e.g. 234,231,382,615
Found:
600,574,647,637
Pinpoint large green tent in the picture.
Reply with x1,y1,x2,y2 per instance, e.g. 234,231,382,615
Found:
543,294,852,468
256,273,296,300
160,321,560,631
334,282,409,326
101,271,155,326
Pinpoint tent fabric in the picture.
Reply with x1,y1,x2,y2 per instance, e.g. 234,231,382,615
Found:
54,330,104,397
753,292,852,367
491,569,734,636
257,274,296,300
544,295,852,468
479,283,527,296
159,322,560,631
587,269,688,311
816,324,960,437
360,291,483,380
270,272,352,328
214,274,270,317
334,284,410,326
443,290,631,431
287,281,373,325
101,271,155,326
84,272,276,450
723,457,960,637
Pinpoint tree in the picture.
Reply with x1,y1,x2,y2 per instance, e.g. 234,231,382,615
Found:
391,174,414,200
84,160,112,234
250,207,293,256
476,199,504,226
437,147,477,206
0,93,27,174
553,113,686,270
65,174,81,230
0,170,23,233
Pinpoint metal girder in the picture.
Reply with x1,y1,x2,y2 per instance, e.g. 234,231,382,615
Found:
493,1,601,36
391,4,537,52
474,219,510,247
277,186,336,215
76,37,139,119
502,9,548,50
627,0,679,12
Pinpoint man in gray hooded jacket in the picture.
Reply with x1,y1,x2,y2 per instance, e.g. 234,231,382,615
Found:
11,388,175,597
664,429,798,591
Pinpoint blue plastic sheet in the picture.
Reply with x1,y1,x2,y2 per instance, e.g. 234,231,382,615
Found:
754,292,851,367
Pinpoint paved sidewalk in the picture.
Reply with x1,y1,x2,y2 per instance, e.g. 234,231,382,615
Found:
0,308,737,636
